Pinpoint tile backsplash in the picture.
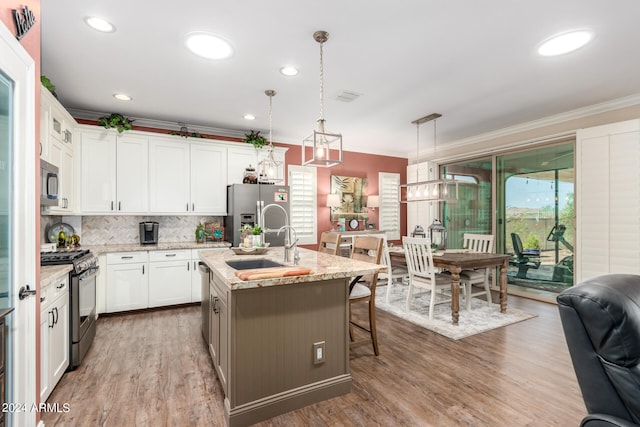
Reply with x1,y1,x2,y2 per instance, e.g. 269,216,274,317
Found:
41,215,223,246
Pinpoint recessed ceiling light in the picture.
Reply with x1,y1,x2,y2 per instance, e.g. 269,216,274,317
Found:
280,66,299,76
84,16,115,33
243,114,256,120
537,29,593,56
185,32,234,59
113,93,132,101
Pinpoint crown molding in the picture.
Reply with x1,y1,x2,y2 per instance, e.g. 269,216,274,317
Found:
444,93,640,151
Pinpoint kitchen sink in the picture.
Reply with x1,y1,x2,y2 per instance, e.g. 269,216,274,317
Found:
225,259,284,270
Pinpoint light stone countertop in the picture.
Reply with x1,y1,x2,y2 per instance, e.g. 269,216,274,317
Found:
200,246,385,290
40,265,73,288
84,241,230,256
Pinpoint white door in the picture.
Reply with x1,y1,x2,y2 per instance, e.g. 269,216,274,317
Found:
0,22,36,427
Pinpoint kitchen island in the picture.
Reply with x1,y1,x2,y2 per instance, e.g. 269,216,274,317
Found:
199,246,385,427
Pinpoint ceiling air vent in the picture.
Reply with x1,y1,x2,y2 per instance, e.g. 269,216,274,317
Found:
335,90,362,102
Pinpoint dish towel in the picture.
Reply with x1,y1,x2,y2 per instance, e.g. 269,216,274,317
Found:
234,267,313,281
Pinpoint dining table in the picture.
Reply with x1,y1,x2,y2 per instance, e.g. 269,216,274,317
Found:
388,247,512,324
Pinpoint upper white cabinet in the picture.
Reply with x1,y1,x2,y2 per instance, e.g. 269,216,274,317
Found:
227,145,287,184
78,125,285,215
149,138,227,214
41,86,78,214
190,142,227,213
81,130,149,213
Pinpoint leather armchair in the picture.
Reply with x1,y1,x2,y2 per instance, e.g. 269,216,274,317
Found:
557,274,640,427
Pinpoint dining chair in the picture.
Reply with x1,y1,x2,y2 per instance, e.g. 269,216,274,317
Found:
318,231,342,255
402,236,452,320
349,235,384,356
368,233,409,302
460,233,495,310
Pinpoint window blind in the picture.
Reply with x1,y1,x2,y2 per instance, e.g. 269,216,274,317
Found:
288,165,317,245
379,172,400,240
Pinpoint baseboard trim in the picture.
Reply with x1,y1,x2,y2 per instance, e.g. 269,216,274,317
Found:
226,374,352,427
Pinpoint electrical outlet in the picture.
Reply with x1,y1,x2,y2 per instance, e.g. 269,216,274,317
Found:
313,341,325,364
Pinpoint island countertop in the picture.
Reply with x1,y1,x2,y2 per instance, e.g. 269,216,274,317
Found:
200,246,385,290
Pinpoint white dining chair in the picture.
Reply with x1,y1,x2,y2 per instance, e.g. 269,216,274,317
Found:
460,233,494,310
403,236,452,320
368,234,409,302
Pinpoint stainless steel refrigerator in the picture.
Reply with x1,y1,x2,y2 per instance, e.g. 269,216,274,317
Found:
225,184,290,247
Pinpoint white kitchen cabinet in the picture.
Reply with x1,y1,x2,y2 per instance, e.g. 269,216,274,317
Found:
148,138,190,213
81,130,149,213
106,252,149,313
42,86,78,214
149,139,227,214
190,143,227,214
40,275,69,403
227,145,287,185
227,146,259,184
148,250,191,307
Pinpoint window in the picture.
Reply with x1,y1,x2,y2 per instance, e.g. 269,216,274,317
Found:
379,172,400,240
288,165,317,245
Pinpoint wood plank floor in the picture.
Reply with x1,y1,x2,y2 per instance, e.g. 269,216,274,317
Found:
41,295,586,426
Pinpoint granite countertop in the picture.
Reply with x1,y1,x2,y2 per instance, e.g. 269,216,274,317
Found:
41,265,73,288
200,246,385,290
84,241,231,256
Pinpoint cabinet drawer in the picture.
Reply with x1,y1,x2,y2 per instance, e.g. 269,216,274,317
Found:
149,250,190,262
41,275,68,311
107,251,149,264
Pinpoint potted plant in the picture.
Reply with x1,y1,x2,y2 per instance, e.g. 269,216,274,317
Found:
98,113,134,133
244,130,267,149
40,75,57,97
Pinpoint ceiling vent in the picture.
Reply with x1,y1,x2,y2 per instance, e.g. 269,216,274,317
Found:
335,90,362,102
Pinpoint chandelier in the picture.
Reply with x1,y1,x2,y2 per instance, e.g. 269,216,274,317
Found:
258,90,284,183
399,113,459,203
302,30,343,167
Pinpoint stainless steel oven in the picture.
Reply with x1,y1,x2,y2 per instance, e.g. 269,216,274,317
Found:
41,249,99,370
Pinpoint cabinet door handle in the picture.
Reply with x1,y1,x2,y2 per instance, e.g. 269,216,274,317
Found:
186,203,189,211
118,201,121,211
111,201,114,211
40,296,46,303
192,203,195,211
53,307,59,325
142,265,145,275
165,253,177,257
121,256,133,260
48,310,54,328
187,262,190,271
56,282,65,289
212,297,220,314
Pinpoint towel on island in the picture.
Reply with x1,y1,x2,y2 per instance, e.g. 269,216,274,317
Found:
234,266,314,281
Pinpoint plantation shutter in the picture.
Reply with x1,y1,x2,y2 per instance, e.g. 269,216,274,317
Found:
288,165,318,245
379,172,400,240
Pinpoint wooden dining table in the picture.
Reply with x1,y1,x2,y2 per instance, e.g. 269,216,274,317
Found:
388,247,512,324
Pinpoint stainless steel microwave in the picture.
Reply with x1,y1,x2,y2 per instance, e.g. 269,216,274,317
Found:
40,159,59,206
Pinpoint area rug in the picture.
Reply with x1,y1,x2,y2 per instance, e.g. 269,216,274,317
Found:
375,284,537,340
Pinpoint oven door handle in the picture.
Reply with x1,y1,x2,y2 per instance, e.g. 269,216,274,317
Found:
78,265,100,281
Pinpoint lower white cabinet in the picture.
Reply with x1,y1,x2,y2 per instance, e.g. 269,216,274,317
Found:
148,250,191,307
106,249,199,312
40,275,69,403
106,252,149,313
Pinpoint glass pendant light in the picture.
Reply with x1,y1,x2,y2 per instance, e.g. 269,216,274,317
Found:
258,90,284,183
302,30,343,167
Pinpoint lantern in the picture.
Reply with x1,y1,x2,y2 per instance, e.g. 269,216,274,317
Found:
428,219,447,250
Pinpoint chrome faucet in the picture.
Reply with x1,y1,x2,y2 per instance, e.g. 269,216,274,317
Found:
278,225,299,265
258,203,290,246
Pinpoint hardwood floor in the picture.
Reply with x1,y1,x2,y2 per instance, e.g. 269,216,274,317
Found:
41,295,586,426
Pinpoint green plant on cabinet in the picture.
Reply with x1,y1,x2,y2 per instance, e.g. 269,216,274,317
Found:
98,113,134,133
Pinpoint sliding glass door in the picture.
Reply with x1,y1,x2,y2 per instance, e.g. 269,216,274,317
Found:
440,141,574,297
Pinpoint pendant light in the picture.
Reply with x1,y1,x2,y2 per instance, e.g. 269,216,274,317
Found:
399,113,459,203
258,90,284,183
302,30,343,167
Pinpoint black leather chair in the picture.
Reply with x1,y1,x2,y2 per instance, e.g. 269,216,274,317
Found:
557,274,640,427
